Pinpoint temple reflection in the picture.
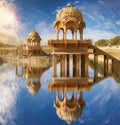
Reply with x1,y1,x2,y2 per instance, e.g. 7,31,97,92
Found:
48,77,89,124
54,91,85,124
48,73,117,124
48,56,120,124
16,64,48,94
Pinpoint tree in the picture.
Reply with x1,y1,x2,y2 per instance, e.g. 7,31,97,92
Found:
110,36,120,46
95,39,109,47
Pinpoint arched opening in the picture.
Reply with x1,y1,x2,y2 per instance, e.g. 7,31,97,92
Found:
66,20,76,40
58,29,64,40
66,29,72,39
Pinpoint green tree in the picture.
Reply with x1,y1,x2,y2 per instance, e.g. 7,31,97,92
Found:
110,36,120,46
95,39,109,47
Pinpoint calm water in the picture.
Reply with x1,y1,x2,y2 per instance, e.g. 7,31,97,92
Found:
0,61,120,125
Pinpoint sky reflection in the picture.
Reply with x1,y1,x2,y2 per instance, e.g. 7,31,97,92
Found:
82,78,120,125
0,63,120,125
0,63,21,125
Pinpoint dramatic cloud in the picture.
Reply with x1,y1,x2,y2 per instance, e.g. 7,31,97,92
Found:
0,0,23,45
116,21,120,25
35,21,55,45
73,1,80,5
76,0,120,31
84,28,117,42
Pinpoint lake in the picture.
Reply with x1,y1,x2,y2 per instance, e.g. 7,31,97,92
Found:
0,60,120,125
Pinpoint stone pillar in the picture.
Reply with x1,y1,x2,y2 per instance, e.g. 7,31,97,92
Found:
94,54,98,77
66,54,69,77
60,55,62,76
62,55,65,77
104,55,108,76
72,31,74,40
80,29,83,40
81,54,88,77
64,27,66,40
56,29,59,40
60,55,65,77
76,55,80,76
85,54,88,77
73,55,76,77
112,59,115,73
81,54,85,77
75,31,77,41
53,54,57,77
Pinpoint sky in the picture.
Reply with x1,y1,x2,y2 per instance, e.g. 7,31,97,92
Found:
0,0,120,45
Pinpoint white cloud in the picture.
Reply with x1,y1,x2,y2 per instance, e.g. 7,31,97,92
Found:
98,0,104,4
0,63,20,125
95,20,114,29
84,28,117,42
0,0,23,45
74,1,80,5
77,3,105,22
103,21,112,29
35,21,55,45
116,20,120,25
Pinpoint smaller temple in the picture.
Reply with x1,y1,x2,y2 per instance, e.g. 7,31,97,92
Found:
23,30,46,57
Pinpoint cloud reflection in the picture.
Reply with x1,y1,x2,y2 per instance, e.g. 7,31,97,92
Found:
0,63,20,125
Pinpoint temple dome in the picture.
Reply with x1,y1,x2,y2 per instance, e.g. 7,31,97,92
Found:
26,30,41,44
53,3,85,40
56,3,83,23
27,81,41,95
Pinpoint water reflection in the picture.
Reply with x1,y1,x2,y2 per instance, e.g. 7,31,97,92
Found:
48,75,108,124
16,64,49,94
0,58,3,66
0,55,120,125
48,54,120,124
89,59,120,84
0,63,20,125
54,91,85,124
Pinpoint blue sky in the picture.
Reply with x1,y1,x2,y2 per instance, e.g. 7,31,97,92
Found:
0,0,120,45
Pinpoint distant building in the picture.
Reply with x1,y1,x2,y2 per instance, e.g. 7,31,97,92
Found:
23,30,43,57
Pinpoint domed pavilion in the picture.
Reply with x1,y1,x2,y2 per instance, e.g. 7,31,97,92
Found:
23,30,42,57
48,3,92,78
54,3,85,40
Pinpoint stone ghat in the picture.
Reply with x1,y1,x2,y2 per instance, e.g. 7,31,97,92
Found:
1,55,52,68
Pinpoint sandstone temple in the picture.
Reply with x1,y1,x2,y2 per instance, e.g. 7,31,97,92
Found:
48,3,120,124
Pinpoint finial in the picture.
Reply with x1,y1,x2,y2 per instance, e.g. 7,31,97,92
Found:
67,3,73,7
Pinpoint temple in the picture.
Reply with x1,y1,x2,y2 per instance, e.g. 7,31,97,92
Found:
48,3,92,78
23,30,46,57
48,3,120,124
